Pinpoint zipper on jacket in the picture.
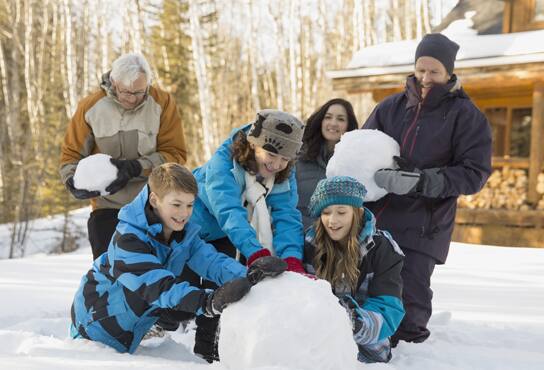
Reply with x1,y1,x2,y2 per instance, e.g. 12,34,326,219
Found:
409,125,421,157
374,197,391,222
401,102,422,154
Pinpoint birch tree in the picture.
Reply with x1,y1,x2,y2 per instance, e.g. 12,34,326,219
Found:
189,0,215,160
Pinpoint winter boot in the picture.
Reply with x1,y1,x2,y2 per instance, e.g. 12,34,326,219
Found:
142,324,166,340
194,315,220,363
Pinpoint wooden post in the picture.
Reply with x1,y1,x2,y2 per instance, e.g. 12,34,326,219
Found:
502,0,512,33
528,83,544,203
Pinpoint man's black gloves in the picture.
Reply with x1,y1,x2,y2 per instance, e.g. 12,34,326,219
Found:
205,277,252,317
246,256,288,285
374,156,445,197
105,159,142,195
65,176,100,200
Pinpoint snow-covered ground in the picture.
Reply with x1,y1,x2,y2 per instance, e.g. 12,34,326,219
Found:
1,209,543,369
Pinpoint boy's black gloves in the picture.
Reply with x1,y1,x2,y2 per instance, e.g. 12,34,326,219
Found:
374,156,445,198
246,256,288,285
205,277,252,317
65,176,100,200
105,158,142,195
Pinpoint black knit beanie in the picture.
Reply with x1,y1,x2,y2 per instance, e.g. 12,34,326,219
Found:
415,33,459,75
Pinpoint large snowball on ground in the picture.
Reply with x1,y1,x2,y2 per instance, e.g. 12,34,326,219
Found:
219,272,359,370
327,129,399,202
73,153,118,195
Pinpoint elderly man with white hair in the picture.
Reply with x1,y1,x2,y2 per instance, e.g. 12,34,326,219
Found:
60,53,187,261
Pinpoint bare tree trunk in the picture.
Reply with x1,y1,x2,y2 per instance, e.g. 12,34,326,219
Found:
248,0,260,111
188,0,214,160
422,0,432,34
363,0,373,46
98,1,109,78
288,0,298,115
390,0,403,41
415,0,423,39
159,22,170,75
310,0,326,114
61,0,77,117
82,0,90,94
353,0,363,50
135,0,148,52
270,2,285,110
404,0,412,39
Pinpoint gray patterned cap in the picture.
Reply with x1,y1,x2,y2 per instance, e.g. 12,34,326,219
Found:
247,109,305,159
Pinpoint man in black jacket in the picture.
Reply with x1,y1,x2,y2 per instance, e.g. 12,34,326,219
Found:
362,33,492,345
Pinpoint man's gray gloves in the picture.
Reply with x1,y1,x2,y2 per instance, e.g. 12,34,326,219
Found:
375,169,421,195
205,277,252,317
374,156,445,198
246,256,288,285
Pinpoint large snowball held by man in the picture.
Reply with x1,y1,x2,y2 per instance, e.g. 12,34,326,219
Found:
219,272,358,370
326,129,399,202
73,153,118,195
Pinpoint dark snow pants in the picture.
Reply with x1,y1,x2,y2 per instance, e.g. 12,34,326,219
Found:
392,248,437,344
155,308,194,331
87,208,119,260
179,237,243,362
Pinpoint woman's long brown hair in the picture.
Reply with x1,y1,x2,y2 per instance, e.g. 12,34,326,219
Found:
313,207,364,292
231,130,294,184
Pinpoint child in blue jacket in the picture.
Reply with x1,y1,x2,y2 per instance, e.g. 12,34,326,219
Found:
70,163,286,354
186,109,307,361
304,176,405,363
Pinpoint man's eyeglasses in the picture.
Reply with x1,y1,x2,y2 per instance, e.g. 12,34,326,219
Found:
116,86,149,98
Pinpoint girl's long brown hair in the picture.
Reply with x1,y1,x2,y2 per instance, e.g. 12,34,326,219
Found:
313,207,364,292
231,130,294,184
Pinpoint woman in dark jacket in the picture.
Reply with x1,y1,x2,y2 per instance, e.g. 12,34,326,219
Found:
296,98,359,230
363,33,492,345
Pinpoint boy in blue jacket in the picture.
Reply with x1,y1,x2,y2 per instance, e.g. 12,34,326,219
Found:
70,163,286,355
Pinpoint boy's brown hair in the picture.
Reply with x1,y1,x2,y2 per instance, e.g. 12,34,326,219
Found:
148,163,198,199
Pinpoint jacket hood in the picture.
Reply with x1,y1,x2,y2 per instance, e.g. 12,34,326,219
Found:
118,185,201,244
405,74,467,109
100,71,115,97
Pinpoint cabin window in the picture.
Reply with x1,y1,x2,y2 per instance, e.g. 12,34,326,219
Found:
507,0,544,31
510,108,532,157
536,0,544,21
484,106,532,161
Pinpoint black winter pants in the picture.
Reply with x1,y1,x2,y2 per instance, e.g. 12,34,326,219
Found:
87,208,119,260
155,308,194,331
178,237,241,362
392,248,437,344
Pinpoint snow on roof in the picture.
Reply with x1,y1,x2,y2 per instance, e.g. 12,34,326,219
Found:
329,29,544,79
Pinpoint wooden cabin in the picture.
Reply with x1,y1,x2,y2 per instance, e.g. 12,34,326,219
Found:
328,0,544,247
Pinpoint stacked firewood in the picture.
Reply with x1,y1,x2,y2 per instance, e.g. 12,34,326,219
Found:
458,168,530,210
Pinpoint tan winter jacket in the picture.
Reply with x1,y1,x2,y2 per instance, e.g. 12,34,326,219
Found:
60,73,187,210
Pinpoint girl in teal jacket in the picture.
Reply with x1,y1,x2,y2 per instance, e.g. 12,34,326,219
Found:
304,176,405,363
